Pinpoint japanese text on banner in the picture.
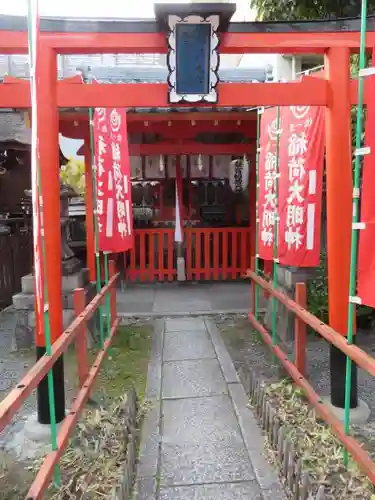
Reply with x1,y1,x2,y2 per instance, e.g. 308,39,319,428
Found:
257,107,280,261
93,108,134,253
277,106,324,267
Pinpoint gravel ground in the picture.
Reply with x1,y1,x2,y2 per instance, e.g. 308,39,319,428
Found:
215,314,375,423
216,314,375,497
0,308,37,445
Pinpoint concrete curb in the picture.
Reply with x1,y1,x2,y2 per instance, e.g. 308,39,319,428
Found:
118,308,251,320
111,388,138,500
204,318,239,384
134,320,164,500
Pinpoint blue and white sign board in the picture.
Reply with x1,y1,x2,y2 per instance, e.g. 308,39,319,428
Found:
167,14,220,104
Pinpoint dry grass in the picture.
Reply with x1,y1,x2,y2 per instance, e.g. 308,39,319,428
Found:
0,323,153,500
263,379,375,500
38,395,151,500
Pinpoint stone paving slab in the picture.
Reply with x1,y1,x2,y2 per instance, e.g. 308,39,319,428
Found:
136,316,286,500
159,482,263,500
165,317,206,332
116,282,256,316
160,441,254,486
154,299,212,314
162,396,248,445
161,396,254,485
163,330,215,361
162,359,228,399
117,301,155,314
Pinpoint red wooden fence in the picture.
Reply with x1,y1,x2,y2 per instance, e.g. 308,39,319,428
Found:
127,228,176,282
126,227,251,282
185,227,251,281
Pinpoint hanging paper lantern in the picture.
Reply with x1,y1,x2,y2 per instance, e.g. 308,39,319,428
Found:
229,156,249,193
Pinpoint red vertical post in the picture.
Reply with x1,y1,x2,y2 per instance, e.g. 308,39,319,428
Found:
204,231,211,280
213,230,219,280
38,46,62,344
84,137,96,283
294,283,307,377
73,288,89,387
109,260,117,326
325,47,352,336
325,47,357,408
36,45,65,424
139,231,146,281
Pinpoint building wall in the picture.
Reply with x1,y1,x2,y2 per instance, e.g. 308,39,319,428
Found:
0,156,31,213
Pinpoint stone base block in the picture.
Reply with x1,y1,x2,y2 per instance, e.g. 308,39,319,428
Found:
28,309,74,329
11,269,99,350
323,397,370,425
176,257,186,282
265,265,314,343
4,412,64,460
21,268,88,294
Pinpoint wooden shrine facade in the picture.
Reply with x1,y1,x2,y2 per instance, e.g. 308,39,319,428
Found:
76,110,255,283
0,6,374,337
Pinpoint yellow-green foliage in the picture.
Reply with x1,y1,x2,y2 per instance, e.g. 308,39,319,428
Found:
60,157,85,195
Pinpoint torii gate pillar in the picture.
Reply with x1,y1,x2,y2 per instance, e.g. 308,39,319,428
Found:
325,47,358,409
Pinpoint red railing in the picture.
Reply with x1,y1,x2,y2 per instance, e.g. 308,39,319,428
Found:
127,228,176,282
0,261,120,499
127,227,251,282
185,227,251,281
247,269,375,484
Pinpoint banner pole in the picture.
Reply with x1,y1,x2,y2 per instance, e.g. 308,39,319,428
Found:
254,108,262,321
27,0,61,486
88,103,105,348
103,251,111,336
272,106,281,347
344,0,368,465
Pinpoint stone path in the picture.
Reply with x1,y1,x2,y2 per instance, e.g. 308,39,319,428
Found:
117,282,267,317
136,316,286,500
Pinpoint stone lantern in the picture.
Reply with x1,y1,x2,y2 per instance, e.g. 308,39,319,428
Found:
24,182,81,276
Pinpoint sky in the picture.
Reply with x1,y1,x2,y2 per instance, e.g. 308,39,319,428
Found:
1,0,254,21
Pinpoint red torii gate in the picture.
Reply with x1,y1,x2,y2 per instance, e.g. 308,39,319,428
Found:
0,12,373,405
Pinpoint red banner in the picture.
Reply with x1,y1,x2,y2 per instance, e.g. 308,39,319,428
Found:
277,106,324,267
93,108,134,253
258,107,279,261
358,79,375,307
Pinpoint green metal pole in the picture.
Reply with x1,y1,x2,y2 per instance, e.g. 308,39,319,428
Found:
26,0,60,487
103,252,111,337
254,108,262,321
88,105,105,348
272,106,281,346
344,0,368,465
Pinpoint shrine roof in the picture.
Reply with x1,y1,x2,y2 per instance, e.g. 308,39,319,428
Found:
0,55,271,84
89,65,269,84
